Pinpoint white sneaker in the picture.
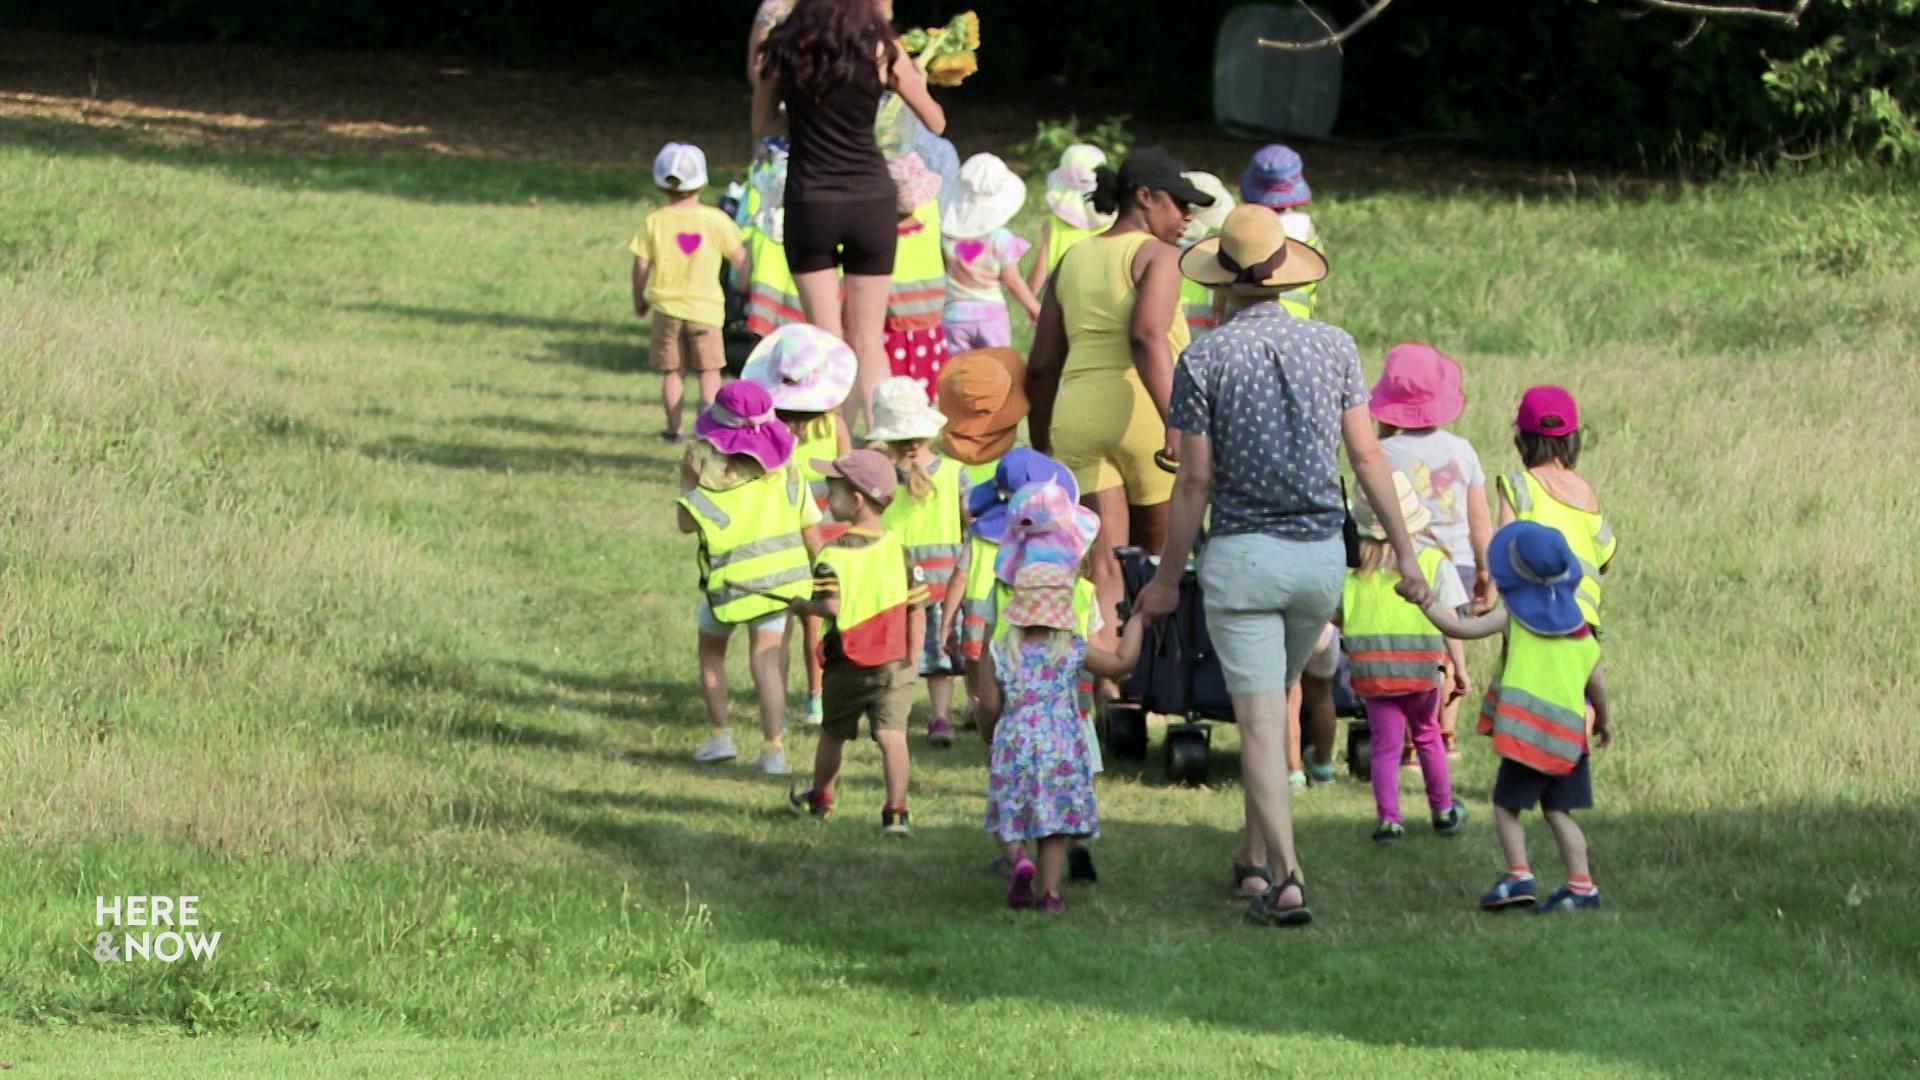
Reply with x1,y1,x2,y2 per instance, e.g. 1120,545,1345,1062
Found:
694,733,737,763
755,750,787,776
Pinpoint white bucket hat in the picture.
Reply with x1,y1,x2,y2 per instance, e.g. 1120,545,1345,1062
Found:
653,142,708,193
865,376,948,443
942,153,1026,239
1045,144,1117,233
1178,171,1236,249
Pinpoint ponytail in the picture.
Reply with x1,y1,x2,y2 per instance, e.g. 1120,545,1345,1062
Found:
888,439,933,501
1088,165,1125,216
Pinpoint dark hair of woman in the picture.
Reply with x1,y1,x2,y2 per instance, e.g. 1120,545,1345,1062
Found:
758,0,899,101
1087,165,1138,217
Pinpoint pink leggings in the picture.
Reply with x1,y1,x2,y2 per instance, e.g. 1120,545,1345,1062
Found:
1366,689,1452,824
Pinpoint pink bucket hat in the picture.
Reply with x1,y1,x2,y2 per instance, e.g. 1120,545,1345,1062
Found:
693,380,795,472
741,324,857,414
1000,562,1079,632
1369,343,1465,429
1517,385,1580,437
994,480,1099,585
889,152,941,215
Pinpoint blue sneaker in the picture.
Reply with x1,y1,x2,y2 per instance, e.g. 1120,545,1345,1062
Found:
1534,886,1601,913
1479,875,1538,911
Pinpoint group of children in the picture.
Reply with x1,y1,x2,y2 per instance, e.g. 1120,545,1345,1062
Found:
645,132,1620,918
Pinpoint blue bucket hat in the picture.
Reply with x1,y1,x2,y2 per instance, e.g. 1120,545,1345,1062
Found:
1239,144,1311,210
1487,521,1585,636
966,448,1077,544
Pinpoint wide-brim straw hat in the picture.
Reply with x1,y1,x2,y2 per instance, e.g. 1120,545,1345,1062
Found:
864,375,948,443
742,324,856,414
936,348,1028,464
942,153,1026,239
1353,470,1432,540
1180,204,1328,291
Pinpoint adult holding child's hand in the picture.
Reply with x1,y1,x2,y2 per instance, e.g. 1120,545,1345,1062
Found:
754,0,944,432
1137,205,1427,927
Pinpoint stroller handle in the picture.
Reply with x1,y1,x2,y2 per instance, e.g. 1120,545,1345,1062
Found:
1153,449,1179,474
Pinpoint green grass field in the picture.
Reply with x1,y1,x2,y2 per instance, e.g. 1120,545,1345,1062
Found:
2,57,1920,1076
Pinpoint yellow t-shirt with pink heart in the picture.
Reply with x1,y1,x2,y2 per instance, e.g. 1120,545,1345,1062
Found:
942,229,1030,322
630,202,744,328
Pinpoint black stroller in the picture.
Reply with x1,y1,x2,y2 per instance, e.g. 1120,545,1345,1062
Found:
1101,454,1366,785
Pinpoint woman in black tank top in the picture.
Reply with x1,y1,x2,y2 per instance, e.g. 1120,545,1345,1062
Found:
754,0,944,431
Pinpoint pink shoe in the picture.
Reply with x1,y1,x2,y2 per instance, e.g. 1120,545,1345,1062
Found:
1007,858,1037,909
1041,894,1065,915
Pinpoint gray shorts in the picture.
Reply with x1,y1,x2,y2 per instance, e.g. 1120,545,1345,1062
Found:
695,598,788,639
1197,533,1345,696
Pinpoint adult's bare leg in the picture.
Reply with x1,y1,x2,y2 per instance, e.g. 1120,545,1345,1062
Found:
840,272,892,434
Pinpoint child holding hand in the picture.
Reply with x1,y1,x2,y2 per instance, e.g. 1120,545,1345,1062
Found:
632,142,746,441
941,154,1041,350
1422,521,1612,913
1497,386,1618,633
975,481,1144,914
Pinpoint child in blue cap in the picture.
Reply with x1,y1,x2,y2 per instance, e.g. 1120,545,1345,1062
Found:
1421,521,1613,913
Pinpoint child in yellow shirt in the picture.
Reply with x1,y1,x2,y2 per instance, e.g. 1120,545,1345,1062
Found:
632,142,747,442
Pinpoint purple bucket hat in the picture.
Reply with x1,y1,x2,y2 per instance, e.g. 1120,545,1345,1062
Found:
693,380,795,472
994,480,1099,585
1239,144,1312,210
966,448,1078,544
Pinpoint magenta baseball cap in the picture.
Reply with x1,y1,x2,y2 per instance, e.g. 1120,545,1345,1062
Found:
1516,385,1579,437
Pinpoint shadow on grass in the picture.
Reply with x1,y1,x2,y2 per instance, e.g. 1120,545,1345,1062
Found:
359,435,660,474
533,791,1920,1074
464,414,634,441
0,115,648,205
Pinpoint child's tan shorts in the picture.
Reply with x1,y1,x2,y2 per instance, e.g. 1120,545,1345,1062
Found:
652,313,726,373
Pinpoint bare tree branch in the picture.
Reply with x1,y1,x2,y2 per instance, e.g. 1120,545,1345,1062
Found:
1257,0,1398,52
1633,0,1813,26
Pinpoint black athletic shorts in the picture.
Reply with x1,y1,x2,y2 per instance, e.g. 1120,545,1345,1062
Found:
784,197,898,277
1493,754,1593,813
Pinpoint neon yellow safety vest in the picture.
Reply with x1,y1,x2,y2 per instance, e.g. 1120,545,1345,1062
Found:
817,531,912,667
1498,471,1616,628
881,456,964,587
1045,219,1100,277
1279,229,1323,320
959,458,1000,490
790,414,842,506
678,464,813,624
1477,621,1598,776
746,227,802,338
1181,277,1217,341
1342,547,1448,697
957,534,999,660
888,200,946,329
993,577,1096,643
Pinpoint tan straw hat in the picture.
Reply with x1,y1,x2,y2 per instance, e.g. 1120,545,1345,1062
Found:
1180,203,1328,291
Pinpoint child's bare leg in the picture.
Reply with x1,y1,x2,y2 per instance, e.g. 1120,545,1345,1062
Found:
802,615,824,699
874,730,911,809
748,628,787,751
1544,810,1590,882
1036,836,1068,898
1439,652,1462,748
696,367,722,412
1300,673,1337,770
1286,681,1304,774
697,633,730,734
1494,805,1530,871
929,674,955,724
662,370,685,435
811,734,846,798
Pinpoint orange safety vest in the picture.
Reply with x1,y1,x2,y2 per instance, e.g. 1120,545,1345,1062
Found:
1342,547,1448,697
817,530,912,668
1477,621,1599,776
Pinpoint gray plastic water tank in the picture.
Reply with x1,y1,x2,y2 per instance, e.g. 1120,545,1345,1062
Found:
1213,4,1345,139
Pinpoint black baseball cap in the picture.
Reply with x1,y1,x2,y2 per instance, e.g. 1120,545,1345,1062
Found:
1116,147,1216,209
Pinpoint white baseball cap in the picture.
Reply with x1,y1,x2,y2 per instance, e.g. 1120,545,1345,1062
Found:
653,142,709,193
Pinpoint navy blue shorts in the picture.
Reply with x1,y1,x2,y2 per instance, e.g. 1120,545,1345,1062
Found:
1493,754,1592,813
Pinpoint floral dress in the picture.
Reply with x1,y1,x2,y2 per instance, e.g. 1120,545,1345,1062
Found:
984,635,1099,842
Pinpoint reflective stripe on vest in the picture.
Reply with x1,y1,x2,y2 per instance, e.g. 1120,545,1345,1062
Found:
1477,621,1599,776
1500,471,1608,627
1181,277,1216,338
888,201,946,326
882,457,964,586
678,464,813,624
818,531,911,667
746,228,803,338
957,535,1000,657
1342,547,1448,697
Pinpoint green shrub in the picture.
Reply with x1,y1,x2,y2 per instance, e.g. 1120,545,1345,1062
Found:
1008,114,1133,176
1763,0,1920,165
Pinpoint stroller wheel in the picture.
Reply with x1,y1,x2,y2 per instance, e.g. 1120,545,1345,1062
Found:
1165,724,1211,786
1104,703,1148,761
